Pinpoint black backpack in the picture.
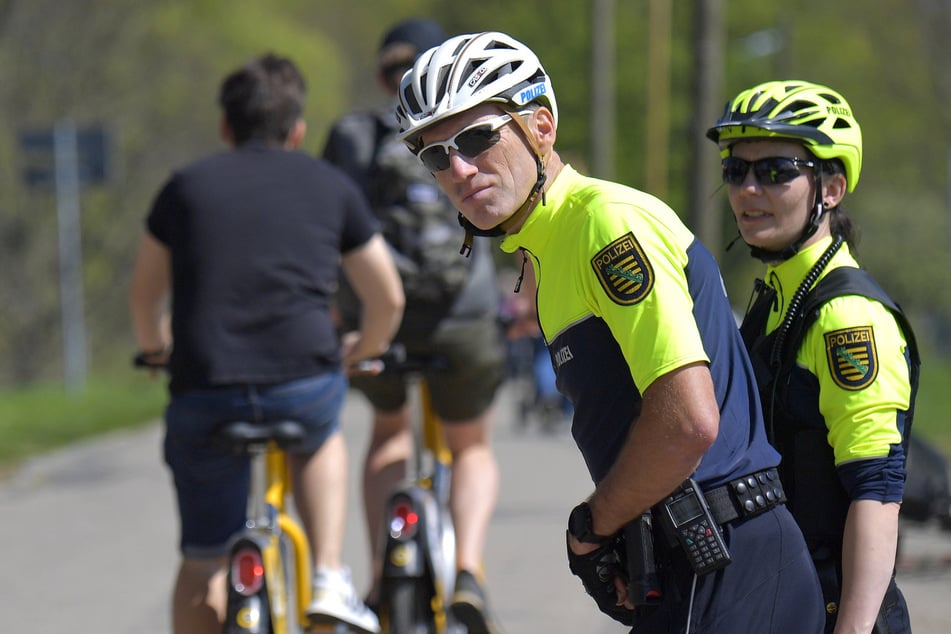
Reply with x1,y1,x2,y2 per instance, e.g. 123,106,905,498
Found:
325,108,472,333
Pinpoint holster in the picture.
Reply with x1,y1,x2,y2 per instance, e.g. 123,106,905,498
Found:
623,512,663,607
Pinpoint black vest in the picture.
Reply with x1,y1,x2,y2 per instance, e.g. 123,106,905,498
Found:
739,266,920,557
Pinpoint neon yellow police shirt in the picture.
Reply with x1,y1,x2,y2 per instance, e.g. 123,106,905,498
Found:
503,165,707,390
500,165,778,484
762,237,911,465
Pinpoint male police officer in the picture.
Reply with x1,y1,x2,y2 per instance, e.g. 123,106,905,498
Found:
393,32,825,632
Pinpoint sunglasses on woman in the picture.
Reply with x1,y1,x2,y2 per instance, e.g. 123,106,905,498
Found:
416,112,518,172
721,156,815,187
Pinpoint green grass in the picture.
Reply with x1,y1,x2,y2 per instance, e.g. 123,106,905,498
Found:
0,373,166,469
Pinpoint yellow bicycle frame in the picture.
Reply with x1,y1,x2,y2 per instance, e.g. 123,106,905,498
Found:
418,381,453,633
263,444,313,633
419,382,452,475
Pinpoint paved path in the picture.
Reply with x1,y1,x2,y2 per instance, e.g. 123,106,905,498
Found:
1,384,949,632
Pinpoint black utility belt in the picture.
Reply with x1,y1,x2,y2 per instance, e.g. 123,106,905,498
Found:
638,469,786,580
702,468,786,525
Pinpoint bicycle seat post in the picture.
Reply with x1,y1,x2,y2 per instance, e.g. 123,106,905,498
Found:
246,443,272,529
406,372,428,483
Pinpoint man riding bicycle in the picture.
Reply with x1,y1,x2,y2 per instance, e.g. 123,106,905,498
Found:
129,52,403,634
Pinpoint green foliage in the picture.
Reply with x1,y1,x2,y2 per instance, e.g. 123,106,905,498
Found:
1,0,950,389
911,355,951,455
0,0,948,474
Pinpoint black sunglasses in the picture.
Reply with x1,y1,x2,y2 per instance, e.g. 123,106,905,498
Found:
416,113,516,172
721,156,815,187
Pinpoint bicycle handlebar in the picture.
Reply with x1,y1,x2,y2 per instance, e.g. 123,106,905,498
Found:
354,343,449,375
133,350,168,370
132,344,447,376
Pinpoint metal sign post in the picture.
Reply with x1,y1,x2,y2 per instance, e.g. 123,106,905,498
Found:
53,120,87,393
19,120,110,392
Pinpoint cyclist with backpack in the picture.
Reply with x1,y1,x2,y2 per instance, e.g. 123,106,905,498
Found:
707,81,920,633
322,19,505,633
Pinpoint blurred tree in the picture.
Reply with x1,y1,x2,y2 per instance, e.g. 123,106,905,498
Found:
0,0,949,387
711,0,951,347
0,0,346,384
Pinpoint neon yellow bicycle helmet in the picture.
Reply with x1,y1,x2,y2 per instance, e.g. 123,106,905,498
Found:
707,80,862,191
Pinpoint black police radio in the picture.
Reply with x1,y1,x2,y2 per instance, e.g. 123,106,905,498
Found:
658,478,732,575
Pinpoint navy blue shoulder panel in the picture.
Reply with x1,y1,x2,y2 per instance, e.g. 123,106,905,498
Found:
551,239,779,486
684,239,780,486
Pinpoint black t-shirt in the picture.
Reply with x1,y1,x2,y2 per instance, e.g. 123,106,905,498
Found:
147,142,379,392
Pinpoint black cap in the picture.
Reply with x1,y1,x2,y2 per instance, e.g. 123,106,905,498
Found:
379,18,445,56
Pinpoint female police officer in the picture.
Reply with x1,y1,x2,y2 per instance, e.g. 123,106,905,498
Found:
394,32,824,632
707,80,919,633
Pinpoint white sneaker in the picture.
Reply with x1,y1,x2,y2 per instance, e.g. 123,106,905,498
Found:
307,566,380,634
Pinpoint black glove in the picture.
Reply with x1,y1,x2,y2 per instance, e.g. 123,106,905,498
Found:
566,532,635,626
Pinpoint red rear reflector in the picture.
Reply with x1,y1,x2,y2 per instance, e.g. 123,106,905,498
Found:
231,547,265,596
389,500,419,539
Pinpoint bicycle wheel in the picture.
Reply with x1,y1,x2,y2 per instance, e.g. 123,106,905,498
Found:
382,578,435,634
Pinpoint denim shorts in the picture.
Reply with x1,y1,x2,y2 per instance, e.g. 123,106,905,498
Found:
163,372,347,558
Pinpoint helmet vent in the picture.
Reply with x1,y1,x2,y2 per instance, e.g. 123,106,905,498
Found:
401,83,421,115
483,62,518,89
487,38,516,53
833,118,852,129
461,58,487,86
750,97,779,117
433,67,451,102
783,100,816,116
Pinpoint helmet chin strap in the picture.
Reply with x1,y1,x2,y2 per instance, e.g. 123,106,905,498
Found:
747,173,827,263
458,109,548,256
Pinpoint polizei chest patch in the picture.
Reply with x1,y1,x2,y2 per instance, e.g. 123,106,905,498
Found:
824,326,878,390
591,232,654,305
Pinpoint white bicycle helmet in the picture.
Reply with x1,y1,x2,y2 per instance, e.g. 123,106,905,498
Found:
396,31,558,149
